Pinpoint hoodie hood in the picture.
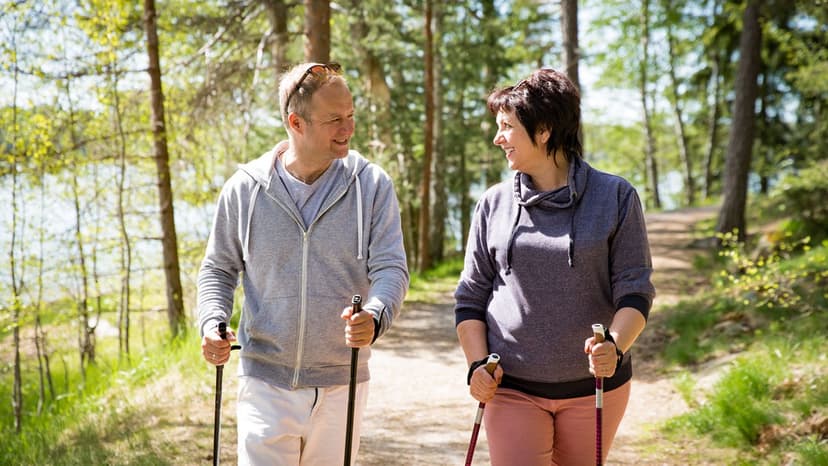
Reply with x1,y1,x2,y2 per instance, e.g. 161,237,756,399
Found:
238,140,370,188
235,141,372,262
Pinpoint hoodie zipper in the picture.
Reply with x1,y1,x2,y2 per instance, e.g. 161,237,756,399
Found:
290,180,355,387
291,229,310,388
255,163,358,388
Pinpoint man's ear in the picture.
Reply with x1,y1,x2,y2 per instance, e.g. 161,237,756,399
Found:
288,112,305,134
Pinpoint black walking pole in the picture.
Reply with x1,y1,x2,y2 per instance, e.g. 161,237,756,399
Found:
464,353,501,466
213,322,240,466
343,294,363,466
592,323,606,466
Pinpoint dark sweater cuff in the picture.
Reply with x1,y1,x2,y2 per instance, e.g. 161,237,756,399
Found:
617,294,650,320
455,308,486,327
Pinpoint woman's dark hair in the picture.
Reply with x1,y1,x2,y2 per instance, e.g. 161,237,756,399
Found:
486,68,582,163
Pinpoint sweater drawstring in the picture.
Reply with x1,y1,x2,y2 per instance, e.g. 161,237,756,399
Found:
505,204,522,275
568,206,576,267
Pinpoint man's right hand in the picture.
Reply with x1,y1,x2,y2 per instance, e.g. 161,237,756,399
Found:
201,326,237,366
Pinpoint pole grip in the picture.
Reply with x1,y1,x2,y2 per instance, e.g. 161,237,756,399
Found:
351,294,362,314
483,353,501,376
592,323,605,343
219,322,227,340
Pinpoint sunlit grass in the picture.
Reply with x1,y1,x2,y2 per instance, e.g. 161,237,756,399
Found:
0,312,205,465
660,236,828,464
406,255,464,303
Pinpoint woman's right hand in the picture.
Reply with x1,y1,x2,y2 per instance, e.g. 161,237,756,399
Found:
469,364,503,403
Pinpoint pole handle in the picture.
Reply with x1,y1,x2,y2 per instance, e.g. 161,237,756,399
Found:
483,353,500,376
351,294,362,314
592,323,605,343
218,322,241,350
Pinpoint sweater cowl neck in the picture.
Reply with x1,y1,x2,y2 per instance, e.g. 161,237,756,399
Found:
513,159,587,210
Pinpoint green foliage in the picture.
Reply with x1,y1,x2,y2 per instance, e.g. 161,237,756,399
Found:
661,228,827,462
407,255,464,303
665,356,782,447
766,160,828,243
0,328,203,465
664,338,828,464
715,232,826,316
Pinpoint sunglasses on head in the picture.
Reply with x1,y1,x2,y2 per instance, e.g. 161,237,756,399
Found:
284,62,342,115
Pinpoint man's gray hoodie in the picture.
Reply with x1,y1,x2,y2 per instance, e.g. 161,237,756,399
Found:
197,143,409,389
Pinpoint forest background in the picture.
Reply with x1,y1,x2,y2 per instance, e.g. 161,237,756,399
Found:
1,0,827,464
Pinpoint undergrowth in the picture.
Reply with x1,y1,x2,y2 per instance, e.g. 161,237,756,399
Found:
660,232,828,464
0,331,203,465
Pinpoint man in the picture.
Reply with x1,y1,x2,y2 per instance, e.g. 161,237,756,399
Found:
197,62,409,465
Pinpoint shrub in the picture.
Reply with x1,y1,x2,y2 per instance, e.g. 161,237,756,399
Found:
768,159,828,243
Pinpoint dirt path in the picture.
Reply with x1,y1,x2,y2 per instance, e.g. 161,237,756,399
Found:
176,207,720,465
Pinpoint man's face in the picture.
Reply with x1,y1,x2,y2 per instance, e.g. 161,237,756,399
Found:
300,80,356,160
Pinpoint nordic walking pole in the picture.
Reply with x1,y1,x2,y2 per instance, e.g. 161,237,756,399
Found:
344,294,363,466
213,322,241,466
464,353,501,466
592,323,606,466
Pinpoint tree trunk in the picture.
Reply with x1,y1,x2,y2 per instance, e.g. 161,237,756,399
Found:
35,162,54,412
640,0,661,209
10,152,23,433
666,22,695,206
143,0,186,337
418,0,435,271
63,76,96,373
703,0,723,200
349,0,412,263
110,67,133,359
716,0,762,242
262,0,290,77
481,0,501,187
704,52,722,199
71,171,95,372
304,0,330,62
8,30,24,434
429,2,446,264
560,0,583,154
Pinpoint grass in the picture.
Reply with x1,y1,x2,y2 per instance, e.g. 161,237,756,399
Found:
0,318,207,465
406,255,464,303
658,235,828,464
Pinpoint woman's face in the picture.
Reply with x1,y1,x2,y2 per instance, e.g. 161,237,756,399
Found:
493,109,548,174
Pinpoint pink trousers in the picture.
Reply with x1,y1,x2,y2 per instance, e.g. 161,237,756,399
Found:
484,381,631,466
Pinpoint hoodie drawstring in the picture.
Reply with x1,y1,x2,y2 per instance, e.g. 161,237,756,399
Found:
355,173,364,260
242,183,262,263
242,155,366,262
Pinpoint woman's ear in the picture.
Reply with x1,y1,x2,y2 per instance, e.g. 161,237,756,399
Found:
537,127,550,145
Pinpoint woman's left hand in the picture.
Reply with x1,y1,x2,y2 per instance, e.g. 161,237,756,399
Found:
584,336,618,378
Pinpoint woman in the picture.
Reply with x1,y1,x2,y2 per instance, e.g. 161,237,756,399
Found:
454,68,655,465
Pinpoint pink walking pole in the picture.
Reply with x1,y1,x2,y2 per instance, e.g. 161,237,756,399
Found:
464,353,501,466
592,323,606,466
